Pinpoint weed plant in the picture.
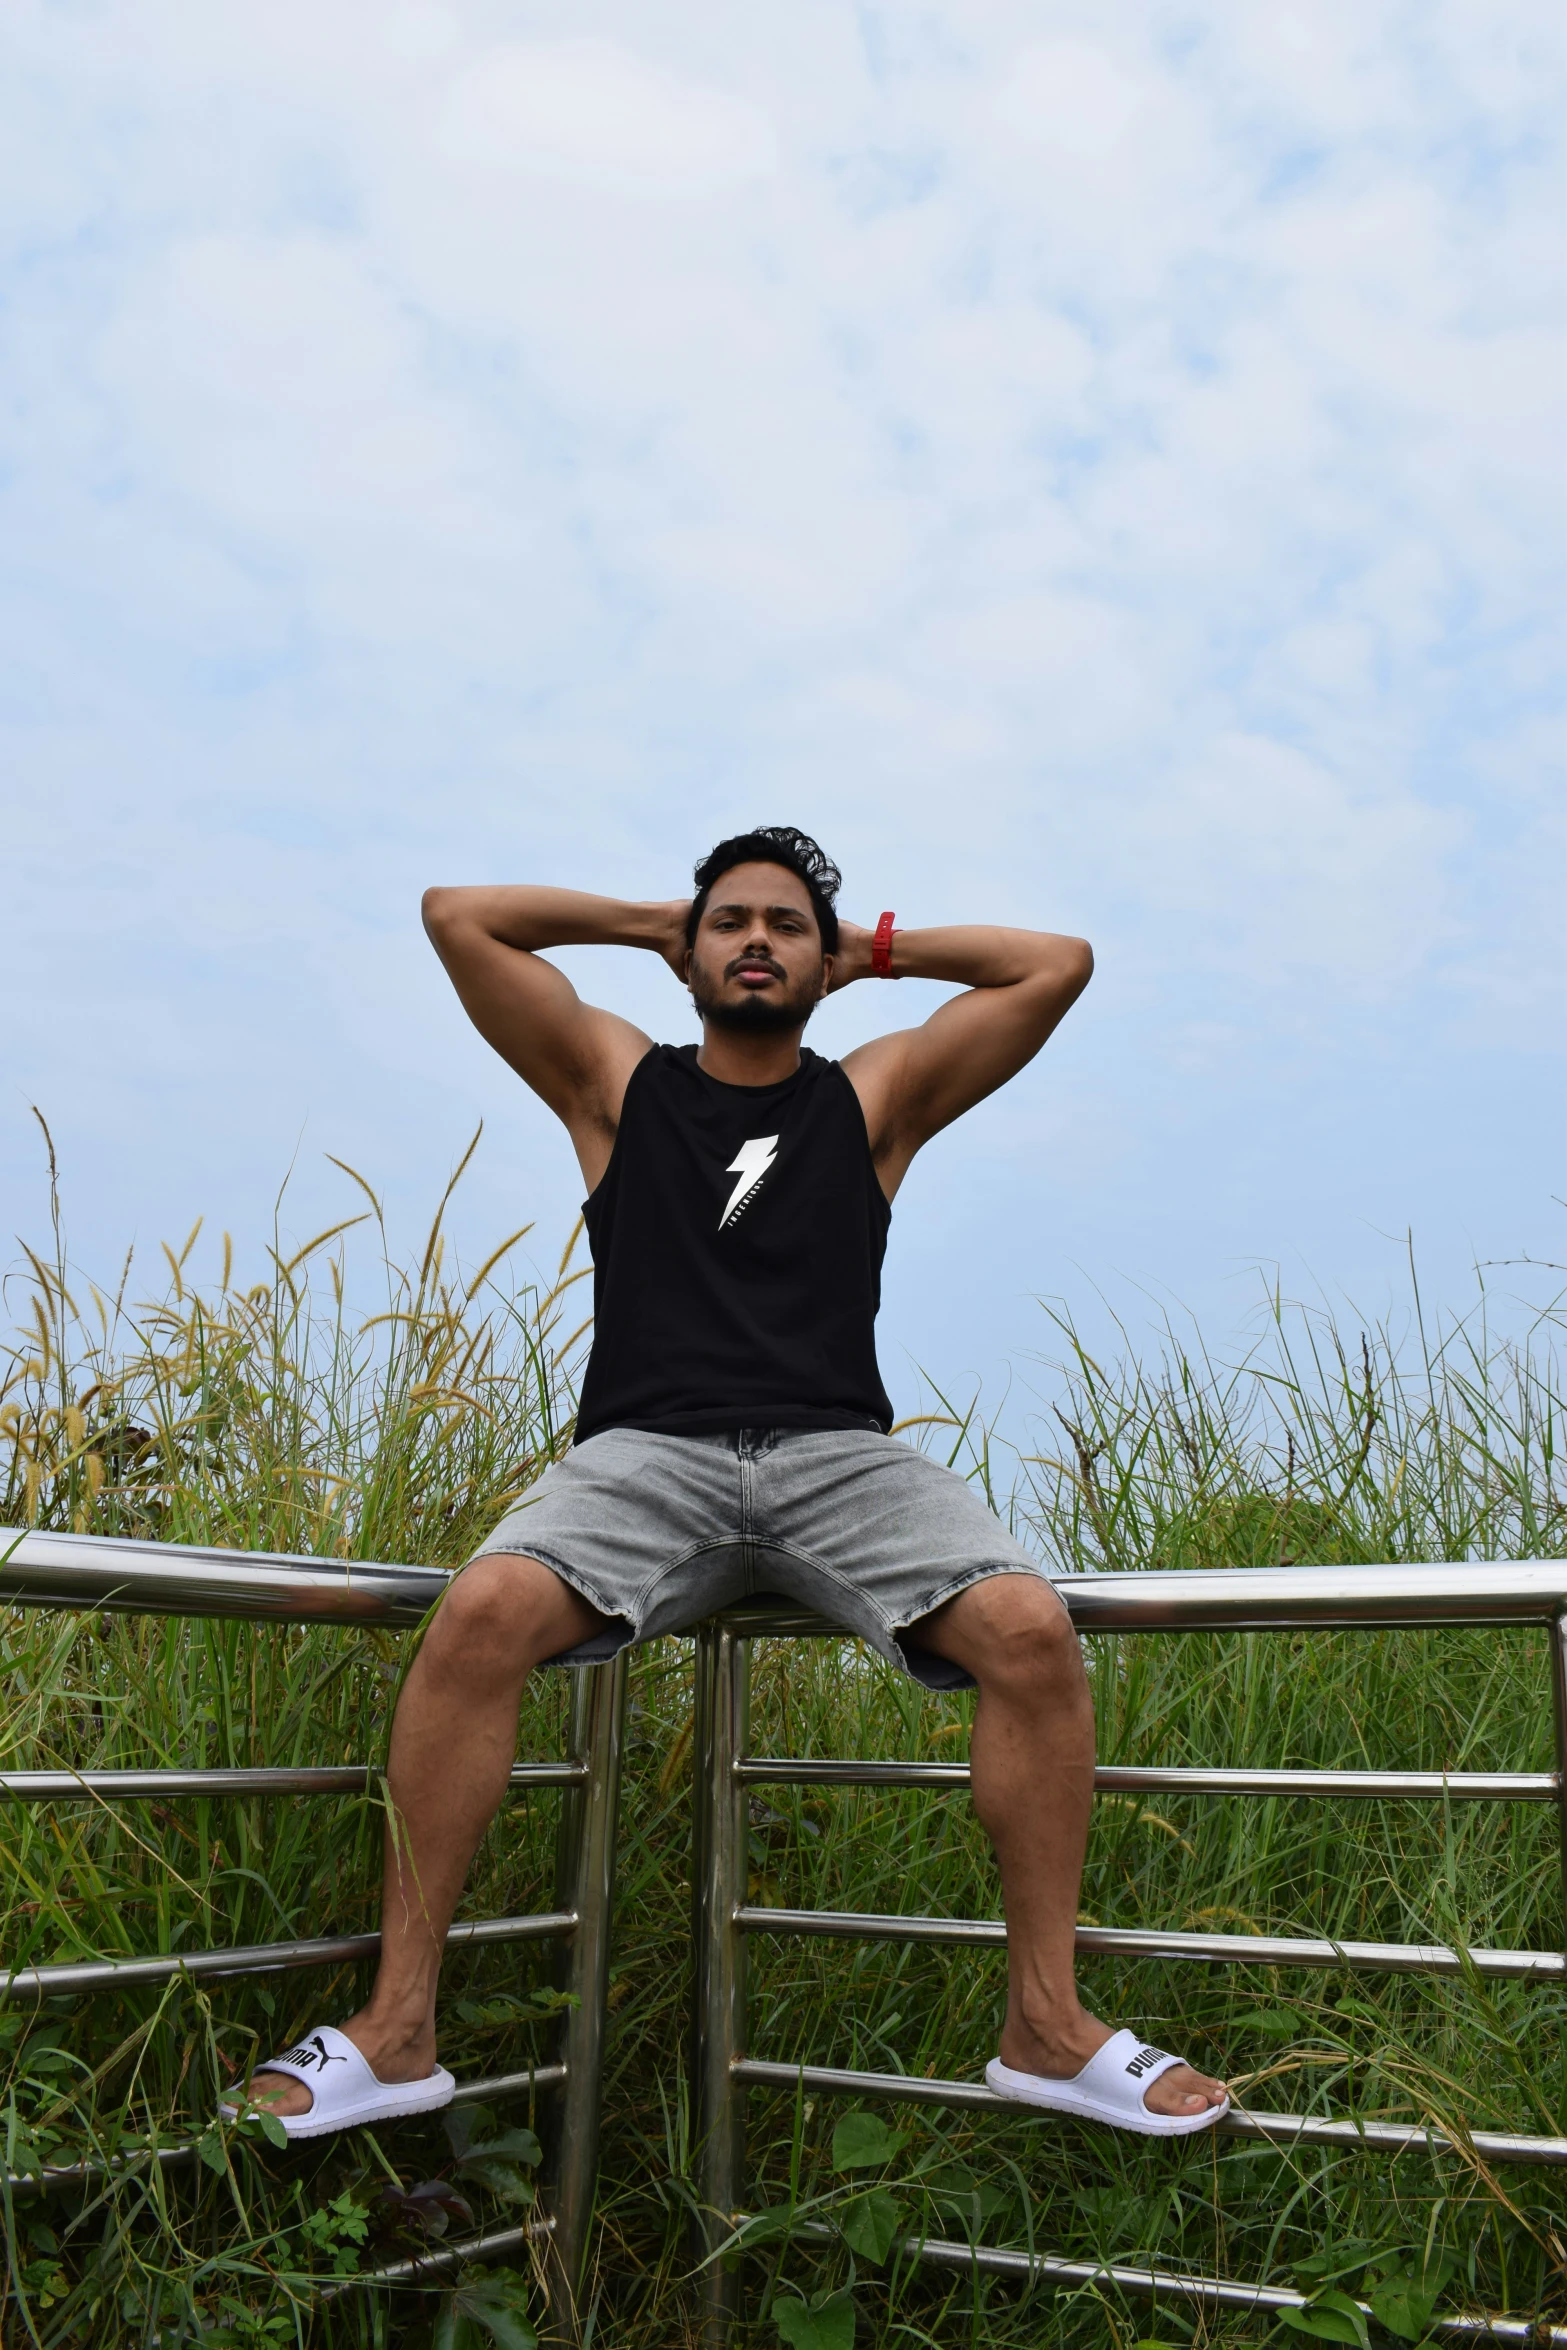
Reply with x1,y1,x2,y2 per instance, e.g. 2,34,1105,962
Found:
1,1138,1563,2348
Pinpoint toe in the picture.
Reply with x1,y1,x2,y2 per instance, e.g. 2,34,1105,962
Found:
1144,2062,1227,2117
244,2070,314,2121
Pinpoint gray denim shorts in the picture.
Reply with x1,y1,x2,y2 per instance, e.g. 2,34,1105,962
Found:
470,1425,1053,1692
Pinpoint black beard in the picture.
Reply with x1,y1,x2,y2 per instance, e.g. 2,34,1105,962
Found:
690,963,820,1036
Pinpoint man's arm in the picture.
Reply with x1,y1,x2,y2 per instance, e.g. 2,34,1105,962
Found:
838,922,1093,1198
420,886,688,1186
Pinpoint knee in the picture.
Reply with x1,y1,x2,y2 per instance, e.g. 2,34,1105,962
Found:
974,1591,1083,1703
424,1556,542,1679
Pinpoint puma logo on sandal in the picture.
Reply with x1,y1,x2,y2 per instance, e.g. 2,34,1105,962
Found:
275,2035,349,2074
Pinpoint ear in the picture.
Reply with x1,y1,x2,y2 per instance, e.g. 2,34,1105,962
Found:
818,951,835,998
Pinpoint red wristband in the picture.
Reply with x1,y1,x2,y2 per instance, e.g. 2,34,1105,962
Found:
871,910,897,977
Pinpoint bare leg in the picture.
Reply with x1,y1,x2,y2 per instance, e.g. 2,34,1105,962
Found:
918,1574,1226,2121
248,1554,605,2119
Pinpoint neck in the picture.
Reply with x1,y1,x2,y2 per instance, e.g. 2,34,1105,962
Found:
696,1024,807,1086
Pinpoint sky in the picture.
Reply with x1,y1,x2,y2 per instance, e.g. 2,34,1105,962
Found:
3,1,1563,1427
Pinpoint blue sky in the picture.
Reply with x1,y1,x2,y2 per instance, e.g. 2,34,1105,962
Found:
4,1,1563,1423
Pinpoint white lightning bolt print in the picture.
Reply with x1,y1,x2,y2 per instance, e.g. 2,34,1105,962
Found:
719,1135,779,1230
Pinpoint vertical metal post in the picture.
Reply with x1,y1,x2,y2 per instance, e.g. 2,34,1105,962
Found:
542,1651,628,2341
691,1621,750,2347
1551,1611,1567,1960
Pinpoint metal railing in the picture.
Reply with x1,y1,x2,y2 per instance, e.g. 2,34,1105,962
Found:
689,1566,1567,2348
0,1528,625,2334
8,1534,1567,2343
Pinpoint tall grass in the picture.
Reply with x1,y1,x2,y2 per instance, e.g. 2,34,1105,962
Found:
2,1136,1563,2348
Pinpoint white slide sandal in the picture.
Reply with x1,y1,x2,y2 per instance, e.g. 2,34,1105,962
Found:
221,2024,456,2141
985,2028,1229,2138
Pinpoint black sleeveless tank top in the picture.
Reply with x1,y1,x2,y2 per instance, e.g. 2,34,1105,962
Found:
574,1044,894,1443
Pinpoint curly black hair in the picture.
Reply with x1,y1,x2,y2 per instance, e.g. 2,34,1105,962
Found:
686,826,842,953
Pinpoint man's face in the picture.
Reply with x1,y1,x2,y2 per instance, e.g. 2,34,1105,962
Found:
686,861,831,1036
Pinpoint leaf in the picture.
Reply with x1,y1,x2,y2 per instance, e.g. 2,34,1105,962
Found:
431,2303,470,2350
830,2111,907,2171
455,2156,535,2207
195,2126,228,2177
449,2270,539,2350
443,2104,494,2160
1245,2008,1312,2040
837,2188,905,2264
774,2286,856,2350
239,2107,289,2151
1275,2288,1371,2346
730,2203,798,2249
1370,2253,1457,2344
461,2126,542,2167
377,2179,474,2239
1294,2241,1376,2286
918,2161,1009,2229
1370,2285,1436,2344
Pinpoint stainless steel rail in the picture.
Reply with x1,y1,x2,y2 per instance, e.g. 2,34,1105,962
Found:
732,2058,1567,2167
542,1652,627,2333
320,2215,556,2298
735,1904,1566,1980
740,1757,1562,1800
0,1530,628,2345
10,1538,1567,2340
7,2063,568,2195
692,1575,1567,2347
775,2218,1567,2346
721,1559,1567,1635
3,1912,576,2002
0,1528,448,1623
0,1763,587,1800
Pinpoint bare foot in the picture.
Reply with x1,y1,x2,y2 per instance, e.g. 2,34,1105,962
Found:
239,2014,438,2123
999,2011,1227,2121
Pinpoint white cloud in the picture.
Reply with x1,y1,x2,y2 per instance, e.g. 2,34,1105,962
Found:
441,39,780,189
1,0,1560,1378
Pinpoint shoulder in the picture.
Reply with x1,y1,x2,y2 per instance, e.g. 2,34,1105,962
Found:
837,1028,913,1112
623,1042,685,1095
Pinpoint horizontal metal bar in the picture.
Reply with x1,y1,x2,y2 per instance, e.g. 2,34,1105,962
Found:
0,1530,447,1627
449,2061,567,2106
8,1537,1566,1637
779,2219,1561,2344
718,1559,1567,1638
732,2059,1567,2166
2,1912,576,2001
4,2064,568,2194
735,1906,1566,1980
320,2216,554,2297
7,2140,196,2195
738,1758,1561,1802
0,1762,586,1801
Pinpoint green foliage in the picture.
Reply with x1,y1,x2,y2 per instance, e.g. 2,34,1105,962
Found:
774,2283,856,2349
830,2110,907,2171
1275,2290,1370,2345
835,2187,905,2264
299,2187,371,2275
432,2266,538,2350
1,1153,1564,2344
1365,2248,1456,2343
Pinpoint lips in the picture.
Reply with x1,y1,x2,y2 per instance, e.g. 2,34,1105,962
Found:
729,958,784,987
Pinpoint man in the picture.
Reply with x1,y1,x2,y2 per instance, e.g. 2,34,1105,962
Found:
242,826,1227,2139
